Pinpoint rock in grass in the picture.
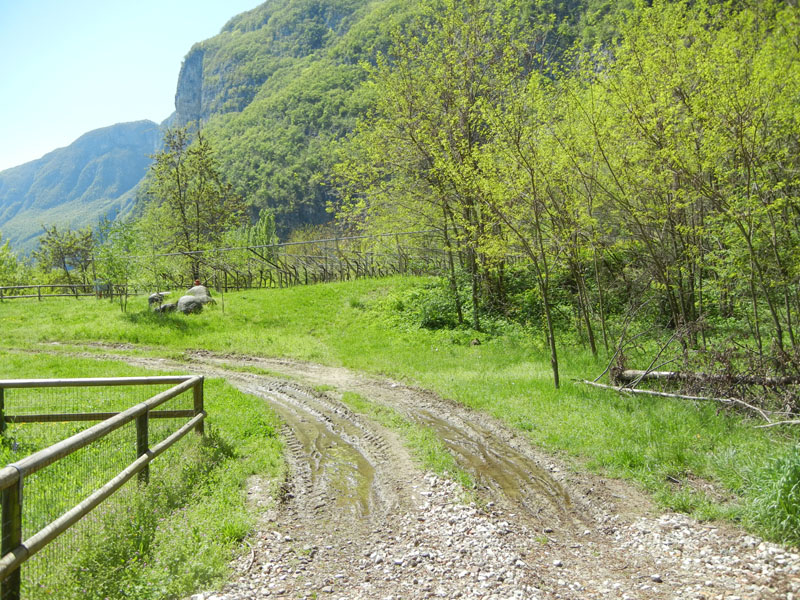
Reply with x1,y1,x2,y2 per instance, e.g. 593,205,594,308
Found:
155,302,177,313
176,285,216,314
148,291,170,307
186,285,214,301
177,295,205,314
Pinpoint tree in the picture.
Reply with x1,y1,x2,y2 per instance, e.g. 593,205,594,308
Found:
336,0,553,331
0,233,22,287
145,127,246,280
480,67,571,387
33,225,95,288
95,219,143,312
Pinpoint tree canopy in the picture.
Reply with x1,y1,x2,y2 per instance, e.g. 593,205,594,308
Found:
334,0,800,386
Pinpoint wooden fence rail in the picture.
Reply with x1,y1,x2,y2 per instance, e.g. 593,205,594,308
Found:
0,283,144,301
0,376,205,600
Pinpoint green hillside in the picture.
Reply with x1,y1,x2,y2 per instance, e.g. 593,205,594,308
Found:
172,0,421,236
0,121,160,253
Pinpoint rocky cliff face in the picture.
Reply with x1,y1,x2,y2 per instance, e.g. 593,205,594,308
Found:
175,48,205,125
0,120,161,252
169,0,416,237
172,0,371,128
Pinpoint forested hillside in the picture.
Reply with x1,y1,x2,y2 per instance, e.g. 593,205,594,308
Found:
176,0,611,236
174,0,422,235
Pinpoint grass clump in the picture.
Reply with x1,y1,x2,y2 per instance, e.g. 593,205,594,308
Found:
745,447,800,545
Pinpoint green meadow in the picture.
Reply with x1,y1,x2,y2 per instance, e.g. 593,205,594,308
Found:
1,275,798,598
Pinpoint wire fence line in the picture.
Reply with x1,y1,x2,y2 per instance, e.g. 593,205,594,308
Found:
0,376,205,600
140,228,451,293
0,230,452,301
2,229,533,303
0,283,144,301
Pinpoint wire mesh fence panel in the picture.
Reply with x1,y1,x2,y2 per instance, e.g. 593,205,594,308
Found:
20,422,137,599
0,378,204,600
3,383,170,421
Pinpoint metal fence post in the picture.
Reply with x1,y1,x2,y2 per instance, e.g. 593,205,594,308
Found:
1,478,22,600
0,388,5,434
193,378,204,436
136,412,149,484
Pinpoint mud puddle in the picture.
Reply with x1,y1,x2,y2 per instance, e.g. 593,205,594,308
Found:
256,385,376,517
412,408,570,519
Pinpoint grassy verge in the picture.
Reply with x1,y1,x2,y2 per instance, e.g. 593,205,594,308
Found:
0,351,284,599
1,277,798,545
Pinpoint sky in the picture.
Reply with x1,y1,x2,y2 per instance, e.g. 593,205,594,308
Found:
0,0,263,172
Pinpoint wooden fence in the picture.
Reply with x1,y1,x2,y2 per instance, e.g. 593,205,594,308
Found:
0,376,205,600
0,283,140,301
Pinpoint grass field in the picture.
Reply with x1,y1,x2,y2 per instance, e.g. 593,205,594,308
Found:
1,275,798,551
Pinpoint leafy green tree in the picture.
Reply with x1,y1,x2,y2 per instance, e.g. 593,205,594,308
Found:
33,225,95,288
145,127,247,280
95,219,144,311
0,233,23,287
480,65,576,386
337,0,554,331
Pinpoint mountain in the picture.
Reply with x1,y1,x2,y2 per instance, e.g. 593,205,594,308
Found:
0,120,161,253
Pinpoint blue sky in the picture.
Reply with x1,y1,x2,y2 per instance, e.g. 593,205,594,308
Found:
0,0,262,172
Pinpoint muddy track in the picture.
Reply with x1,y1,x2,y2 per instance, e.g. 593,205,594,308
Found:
223,377,419,523
32,346,800,598
195,355,576,528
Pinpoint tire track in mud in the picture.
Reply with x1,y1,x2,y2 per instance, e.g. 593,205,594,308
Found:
229,378,415,523
130,361,421,527
189,352,576,528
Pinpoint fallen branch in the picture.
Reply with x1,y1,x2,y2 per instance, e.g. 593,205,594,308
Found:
754,420,800,429
614,369,800,387
578,379,774,422
627,329,684,388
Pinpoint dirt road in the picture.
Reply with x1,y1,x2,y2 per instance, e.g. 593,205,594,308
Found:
77,348,800,599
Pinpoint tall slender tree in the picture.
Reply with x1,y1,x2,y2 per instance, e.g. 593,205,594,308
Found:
146,127,246,280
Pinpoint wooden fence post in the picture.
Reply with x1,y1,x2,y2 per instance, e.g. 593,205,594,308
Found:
193,378,204,436
136,412,149,484
1,478,22,600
